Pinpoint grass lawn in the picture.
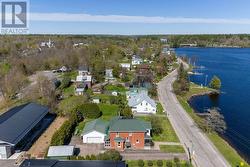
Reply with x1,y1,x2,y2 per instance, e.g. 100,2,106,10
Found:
159,145,185,153
58,95,86,114
137,116,179,142
98,104,119,120
104,84,128,92
156,103,164,115
126,160,192,167
177,83,249,166
63,85,75,97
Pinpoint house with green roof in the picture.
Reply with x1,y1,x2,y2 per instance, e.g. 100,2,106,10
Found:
81,117,152,150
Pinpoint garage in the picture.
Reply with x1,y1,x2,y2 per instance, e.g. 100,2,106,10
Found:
86,137,103,143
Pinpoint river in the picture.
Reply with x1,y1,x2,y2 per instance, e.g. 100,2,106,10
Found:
176,48,250,163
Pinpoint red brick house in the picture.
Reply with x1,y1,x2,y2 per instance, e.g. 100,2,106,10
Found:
104,117,152,150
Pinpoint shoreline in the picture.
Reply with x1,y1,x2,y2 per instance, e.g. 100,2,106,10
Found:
183,88,250,165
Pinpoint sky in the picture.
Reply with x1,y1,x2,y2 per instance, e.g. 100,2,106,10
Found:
8,0,250,34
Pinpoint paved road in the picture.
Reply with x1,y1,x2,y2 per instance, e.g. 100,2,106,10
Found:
157,61,230,167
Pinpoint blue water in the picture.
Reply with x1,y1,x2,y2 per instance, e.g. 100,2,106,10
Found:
176,48,250,163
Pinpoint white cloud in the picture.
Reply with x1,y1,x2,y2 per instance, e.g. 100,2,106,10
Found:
28,12,250,25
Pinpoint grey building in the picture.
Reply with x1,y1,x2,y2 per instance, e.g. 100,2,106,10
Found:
0,103,49,159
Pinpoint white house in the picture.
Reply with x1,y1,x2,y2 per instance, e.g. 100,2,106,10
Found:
75,67,92,95
40,39,54,48
120,63,131,70
131,55,143,66
128,91,157,114
81,119,109,143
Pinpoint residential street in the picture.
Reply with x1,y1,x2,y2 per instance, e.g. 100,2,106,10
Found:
157,64,230,167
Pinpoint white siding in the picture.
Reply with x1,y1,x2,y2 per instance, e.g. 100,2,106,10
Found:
0,145,12,159
82,131,106,143
131,100,156,114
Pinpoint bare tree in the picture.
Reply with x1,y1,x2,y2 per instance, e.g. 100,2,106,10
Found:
206,108,227,134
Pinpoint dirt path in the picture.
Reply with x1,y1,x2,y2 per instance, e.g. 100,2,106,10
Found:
27,117,67,158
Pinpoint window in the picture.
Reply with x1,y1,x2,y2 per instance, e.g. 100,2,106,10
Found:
116,132,119,137
118,142,121,147
136,140,139,143
146,103,148,106
129,132,132,136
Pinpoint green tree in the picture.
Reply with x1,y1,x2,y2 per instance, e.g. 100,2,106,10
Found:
147,160,153,166
77,103,102,119
61,76,71,89
209,75,221,90
149,115,163,135
120,107,133,118
156,160,163,167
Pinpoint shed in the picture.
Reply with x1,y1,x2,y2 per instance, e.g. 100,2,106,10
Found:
47,146,75,159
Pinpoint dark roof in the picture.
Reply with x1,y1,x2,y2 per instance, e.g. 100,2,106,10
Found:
0,103,49,145
20,160,126,167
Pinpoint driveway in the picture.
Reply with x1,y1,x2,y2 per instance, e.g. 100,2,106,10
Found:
70,136,105,156
157,59,230,167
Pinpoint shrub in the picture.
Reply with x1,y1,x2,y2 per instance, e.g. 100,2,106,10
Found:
138,160,144,167
97,150,122,161
90,154,96,160
147,160,153,166
149,115,163,135
85,155,91,160
61,76,71,89
166,161,173,167
77,103,102,119
156,160,163,167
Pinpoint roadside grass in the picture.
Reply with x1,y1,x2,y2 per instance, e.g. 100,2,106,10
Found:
156,103,164,115
177,83,249,167
137,116,179,142
207,133,249,167
159,145,185,153
126,160,192,167
98,104,119,120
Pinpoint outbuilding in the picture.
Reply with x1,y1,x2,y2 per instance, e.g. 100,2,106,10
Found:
0,103,50,159
47,146,75,159
81,119,109,143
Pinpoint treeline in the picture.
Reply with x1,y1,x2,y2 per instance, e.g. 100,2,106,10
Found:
167,34,250,48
